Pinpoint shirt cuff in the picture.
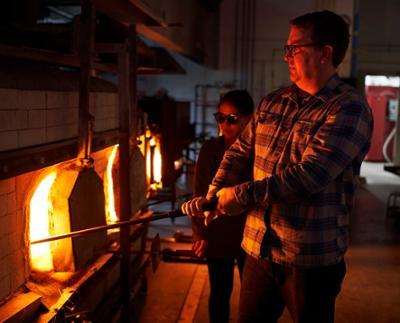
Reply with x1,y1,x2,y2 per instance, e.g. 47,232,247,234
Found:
234,181,255,207
206,184,219,199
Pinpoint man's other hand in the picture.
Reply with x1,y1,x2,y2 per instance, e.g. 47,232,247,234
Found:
181,196,208,217
216,186,244,216
192,240,207,258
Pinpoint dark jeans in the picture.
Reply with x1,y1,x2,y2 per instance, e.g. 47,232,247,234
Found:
207,252,245,323
239,255,346,323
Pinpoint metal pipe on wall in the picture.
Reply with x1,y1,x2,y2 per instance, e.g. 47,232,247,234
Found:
129,25,138,143
245,0,251,90
351,0,360,78
233,0,239,87
236,0,256,93
249,0,256,95
240,0,246,89
118,37,133,322
77,0,95,166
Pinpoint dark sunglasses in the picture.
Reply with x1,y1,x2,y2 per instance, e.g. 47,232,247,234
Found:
213,112,240,125
283,43,321,57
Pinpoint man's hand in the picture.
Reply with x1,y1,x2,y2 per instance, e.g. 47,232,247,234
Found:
192,240,207,258
216,186,244,216
181,197,208,217
203,185,219,225
181,196,219,226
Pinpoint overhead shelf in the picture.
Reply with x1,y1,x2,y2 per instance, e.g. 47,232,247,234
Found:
93,0,167,28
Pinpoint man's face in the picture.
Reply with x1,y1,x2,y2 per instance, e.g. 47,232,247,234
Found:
284,25,323,90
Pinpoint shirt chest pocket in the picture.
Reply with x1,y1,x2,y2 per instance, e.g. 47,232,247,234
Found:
290,119,324,158
293,120,321,134
255,112,281,148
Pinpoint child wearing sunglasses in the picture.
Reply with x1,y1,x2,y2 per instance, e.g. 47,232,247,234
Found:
191,90,254,323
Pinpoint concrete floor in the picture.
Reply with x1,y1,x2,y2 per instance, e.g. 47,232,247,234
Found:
138,162,400,323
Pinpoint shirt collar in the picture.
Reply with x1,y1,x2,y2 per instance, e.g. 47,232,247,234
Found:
313,74,342,102
282,74,342,104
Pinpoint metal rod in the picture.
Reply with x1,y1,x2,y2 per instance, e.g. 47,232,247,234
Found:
30,209,185,245
30,199,217,245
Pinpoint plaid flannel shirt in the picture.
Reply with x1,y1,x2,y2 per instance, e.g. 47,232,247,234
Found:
211,75,373,268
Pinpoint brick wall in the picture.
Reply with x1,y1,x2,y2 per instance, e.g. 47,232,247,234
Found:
0,72,136,304
0,89,118,152
0,146,147,303
0,82,149,304
0,176,26,302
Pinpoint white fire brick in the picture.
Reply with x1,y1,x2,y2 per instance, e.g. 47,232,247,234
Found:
15,210,26,241
15,171,36,207
0,250,26,301
0,216,10,237
0,236,10,258
6,192,16,215
28,110,46,129
89,92,96,111
18,128,46,148
11,265,25,292
93,118,106,132
46,91,79,109
93,92,118,107
8,248,24,267
46,124,77,142
0,273,11,301
3,250,25,292
0,89,19,110
46,108,78,127
94,105,117,119
0,131,18,152
0,195,7,218
7,232,20,254
0,110,28,131
93,118,118,132
19,90,46,110
0,178,15,196
109,117,118,129
0,255,7,278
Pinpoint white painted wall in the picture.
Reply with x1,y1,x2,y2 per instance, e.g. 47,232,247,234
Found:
138,0,357,106
357,0,400,76
137,0,400,150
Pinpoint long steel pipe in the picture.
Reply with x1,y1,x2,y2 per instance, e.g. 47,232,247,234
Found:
30,209,185,245
30,199,216,245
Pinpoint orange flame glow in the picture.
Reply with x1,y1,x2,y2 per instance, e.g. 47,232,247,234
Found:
105,145,118,225
151,138,162,185
29,172,57,272
146,136,162,190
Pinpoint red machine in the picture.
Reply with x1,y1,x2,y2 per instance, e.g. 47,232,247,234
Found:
365,85,399,161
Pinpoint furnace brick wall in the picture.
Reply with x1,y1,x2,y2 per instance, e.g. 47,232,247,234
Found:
0,82,122,304
0,151,113,303
0,177,25,302
0,89,118,152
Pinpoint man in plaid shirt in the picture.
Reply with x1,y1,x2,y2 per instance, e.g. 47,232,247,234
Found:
182,10,373,323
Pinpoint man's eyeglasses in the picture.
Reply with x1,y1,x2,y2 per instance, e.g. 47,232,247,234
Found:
214,112,240,125
283,43,321,58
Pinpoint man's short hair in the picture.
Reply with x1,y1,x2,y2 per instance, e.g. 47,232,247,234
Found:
290,10,350,67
